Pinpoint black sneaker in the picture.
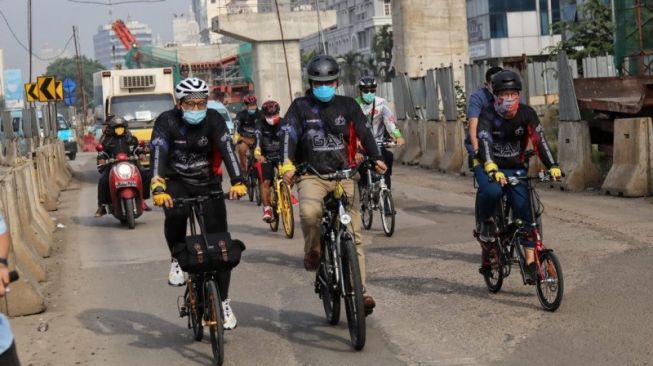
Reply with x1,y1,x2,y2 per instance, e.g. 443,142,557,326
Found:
479,220,496,243
94,206,107,217
524,262,538,285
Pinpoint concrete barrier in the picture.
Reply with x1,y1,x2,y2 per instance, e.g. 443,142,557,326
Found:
33,148,59,211
394,120,407,162
438,121,465,173
13,163,53,257
418,121,445,169
0,250,45,316
602,117,652,197
558,121,601,191
400,119,423,165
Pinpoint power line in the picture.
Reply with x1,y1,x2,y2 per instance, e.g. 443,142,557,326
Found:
66,0,166,5
0,8,75,61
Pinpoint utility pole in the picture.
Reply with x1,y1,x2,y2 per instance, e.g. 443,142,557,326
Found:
73,26,88,126
28,0,33,82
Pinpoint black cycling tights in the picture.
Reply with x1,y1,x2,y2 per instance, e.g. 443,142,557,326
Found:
163,180,231,299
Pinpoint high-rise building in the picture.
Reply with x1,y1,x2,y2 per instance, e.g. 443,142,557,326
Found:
0,49,4,101
192,0,260,44
300,0,392,59
173,6,201,46
93,19,153,69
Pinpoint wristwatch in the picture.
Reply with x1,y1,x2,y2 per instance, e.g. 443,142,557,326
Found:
0,257,7,267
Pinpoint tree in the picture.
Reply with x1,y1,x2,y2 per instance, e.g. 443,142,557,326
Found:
545,0,614,60
301,49,319,68
45,56,106,109
336,50,367,86
372,25,394,82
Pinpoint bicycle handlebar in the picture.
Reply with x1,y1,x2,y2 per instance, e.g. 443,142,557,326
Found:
172,191,224,206
299,164,358,181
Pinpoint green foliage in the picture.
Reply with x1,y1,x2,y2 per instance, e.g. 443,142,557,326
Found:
336,50,366,86
372,25,394,82
301,49,318,67
45,56,106,109
545,0,614,60
454,81,467,121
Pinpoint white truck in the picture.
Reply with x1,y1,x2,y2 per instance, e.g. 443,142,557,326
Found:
93,67,176,167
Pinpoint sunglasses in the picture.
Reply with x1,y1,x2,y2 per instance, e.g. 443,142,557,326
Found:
182,100,208,109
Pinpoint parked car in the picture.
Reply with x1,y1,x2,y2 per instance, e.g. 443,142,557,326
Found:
208,100,235,136
56,114,78,160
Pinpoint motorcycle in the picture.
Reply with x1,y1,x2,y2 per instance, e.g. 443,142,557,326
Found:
96,143,146,229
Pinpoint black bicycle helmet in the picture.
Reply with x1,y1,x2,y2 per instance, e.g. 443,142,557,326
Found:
358,76,377,90
491,70,522,94
107,115,127,129
306,55,340,82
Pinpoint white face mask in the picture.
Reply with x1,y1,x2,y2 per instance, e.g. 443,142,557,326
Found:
265,116,279,126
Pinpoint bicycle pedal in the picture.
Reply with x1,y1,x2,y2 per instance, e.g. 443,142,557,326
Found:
179,306,189,318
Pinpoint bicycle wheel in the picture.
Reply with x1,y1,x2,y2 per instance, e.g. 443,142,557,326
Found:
247,174,255,202
188,282,203,341
482,244,504,293
270,207,279,232
360,187,373,230
280,182,294,239
255,177,262,206
205,280,225,366
317,257,341,325
536,251,564,312
341,237,366,350
379,190,395,237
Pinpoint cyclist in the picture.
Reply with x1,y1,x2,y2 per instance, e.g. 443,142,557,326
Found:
476,70,561,281
354,76,404,190
95,115,152,217
149,77,247,330
254,100,284,222
465,66,503,171
234,94,262,174
280,55,387,315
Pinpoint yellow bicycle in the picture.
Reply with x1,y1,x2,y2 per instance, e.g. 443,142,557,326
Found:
269,166,295,238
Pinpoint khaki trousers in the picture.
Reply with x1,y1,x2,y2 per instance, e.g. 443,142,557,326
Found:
297,175,367,286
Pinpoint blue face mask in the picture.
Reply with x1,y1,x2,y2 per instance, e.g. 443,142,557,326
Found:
362,92,376,104
247,109,256,115
313,85,336,102
182,109,207,125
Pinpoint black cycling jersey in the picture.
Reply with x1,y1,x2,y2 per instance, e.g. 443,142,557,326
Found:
282,92,381,174
235,109,262,138
150,107,242,186
255,119,283,162
97,133,139,162
477,104,557,170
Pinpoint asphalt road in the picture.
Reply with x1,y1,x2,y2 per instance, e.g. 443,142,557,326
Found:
12,152,653,365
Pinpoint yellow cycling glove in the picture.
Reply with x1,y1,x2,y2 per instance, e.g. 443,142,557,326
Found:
279,160,296,176
484,162,505,182
234,132,241,143
152,192,173,207
254,147,262,158
229,182,247,197
549,166,562,180
150,175,167,194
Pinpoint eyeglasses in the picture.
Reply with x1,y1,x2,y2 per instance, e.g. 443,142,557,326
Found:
496,91,520,99
361,88,376,93
182,100,208,109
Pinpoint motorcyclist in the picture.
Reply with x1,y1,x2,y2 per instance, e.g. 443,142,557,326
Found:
95,116,151,217
255,100,284,222
149,77,247,330
234,94,262,174
476,70,562,280
280,55,387,315
354,76,405,190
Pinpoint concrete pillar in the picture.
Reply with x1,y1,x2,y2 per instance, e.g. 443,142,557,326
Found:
212,9,336,111
558,121,601,191
392,0,469,80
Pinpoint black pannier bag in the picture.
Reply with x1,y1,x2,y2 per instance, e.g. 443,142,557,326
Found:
173,231,246,273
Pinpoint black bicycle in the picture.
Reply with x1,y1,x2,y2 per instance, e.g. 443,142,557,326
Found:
246,146,262,206
474,152,564,311
359,153,396,236
175,192,225,365
300,165,366,351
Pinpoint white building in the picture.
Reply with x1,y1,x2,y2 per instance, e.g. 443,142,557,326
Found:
93,19,153,69
173,7,201,46
0,49,4,101
192,0,260,44
300,0,392,59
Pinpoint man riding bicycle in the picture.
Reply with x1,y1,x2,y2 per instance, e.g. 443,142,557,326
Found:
149,77,247,330
476,70,561,280
255,100,284,223
354,76,404,190
280,55,387,314
235,95,262,174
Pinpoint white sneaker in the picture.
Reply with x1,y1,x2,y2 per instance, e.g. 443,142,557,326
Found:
168,259,185,287
222,298,237,330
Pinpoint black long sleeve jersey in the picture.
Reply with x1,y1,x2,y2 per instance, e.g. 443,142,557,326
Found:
282,94,381,174
150,108,242,186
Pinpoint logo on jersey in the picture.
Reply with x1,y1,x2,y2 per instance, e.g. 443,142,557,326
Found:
515,126,524,136
334,115,346,126
312,132,345,152
198,136,209,147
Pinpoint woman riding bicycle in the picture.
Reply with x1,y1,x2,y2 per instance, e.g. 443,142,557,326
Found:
149,77,247,330
476,70,562,281
255,100,284,223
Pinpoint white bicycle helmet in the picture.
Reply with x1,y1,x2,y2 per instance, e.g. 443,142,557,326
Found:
175,77,209,100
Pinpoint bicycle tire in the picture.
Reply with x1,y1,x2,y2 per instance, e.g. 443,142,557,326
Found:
536,251,564,312
188,282,203,341
341,237,366,350
318,259,341,325
247,174,255,202
379,190,395,237
482,248,504,293
270,209,279,232
205,280,225,365
255,177,262,206
360,187,373,230
280,182,294,239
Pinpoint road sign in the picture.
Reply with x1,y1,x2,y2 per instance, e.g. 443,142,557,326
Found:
55,81,64,101
63,78,77,93
24,83,39,103
37,75,56,102
64,94,77,106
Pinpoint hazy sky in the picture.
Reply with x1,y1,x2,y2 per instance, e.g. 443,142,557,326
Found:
0,0,188,79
